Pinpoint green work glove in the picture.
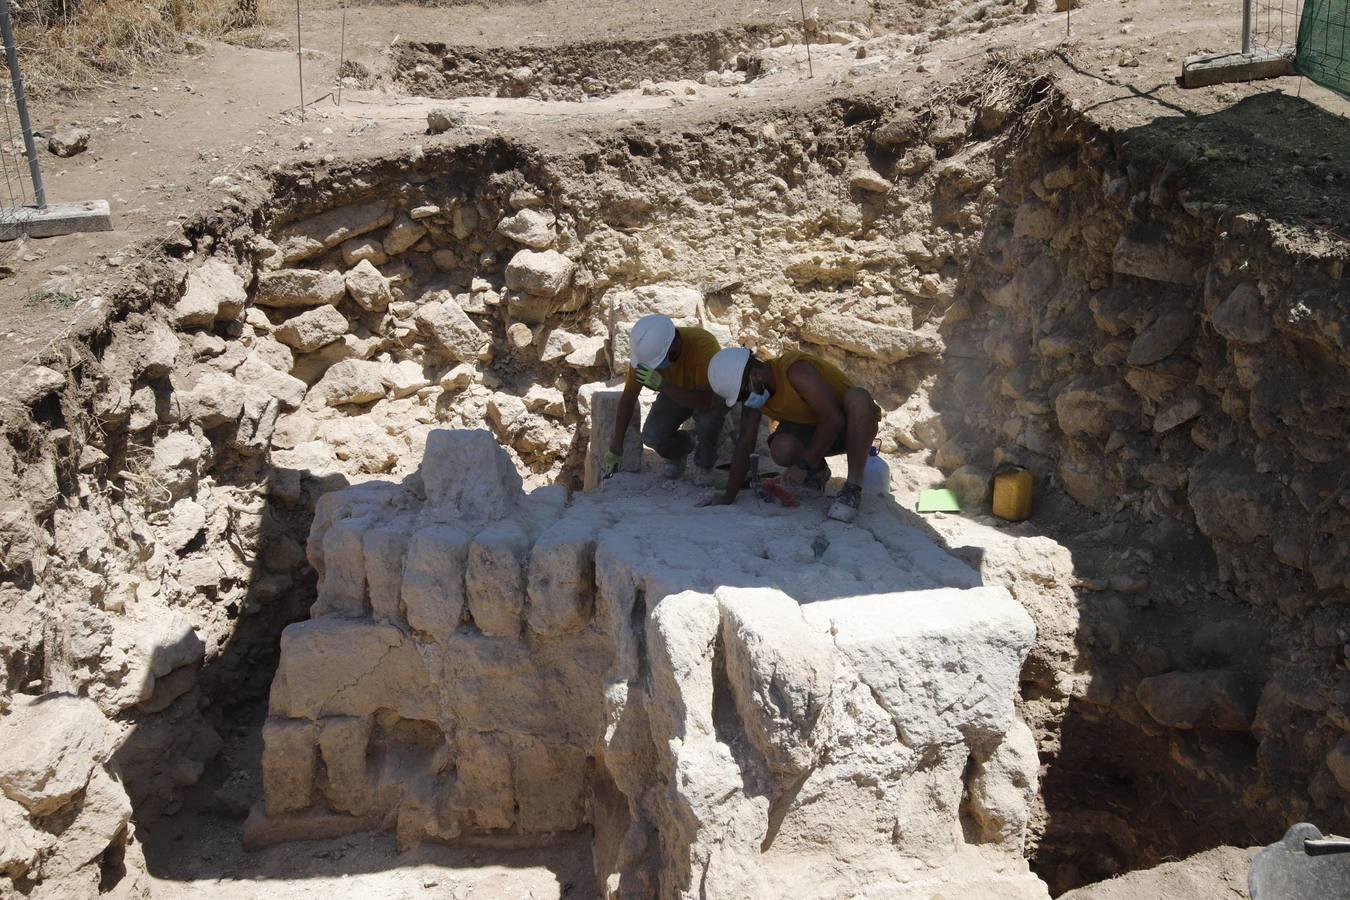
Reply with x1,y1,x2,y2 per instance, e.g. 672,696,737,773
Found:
634,364,664,391
602,449,623,479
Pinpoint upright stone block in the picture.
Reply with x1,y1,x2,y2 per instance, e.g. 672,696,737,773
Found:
318,716,374,816
262,719,317,816
584,390,642,490
401,525,471,643
466,519,531,637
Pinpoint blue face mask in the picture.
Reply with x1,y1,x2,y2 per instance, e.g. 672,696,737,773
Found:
745,389,770,409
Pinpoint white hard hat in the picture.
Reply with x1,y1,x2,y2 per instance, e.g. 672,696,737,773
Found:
708,347,751,408
629,315,677,369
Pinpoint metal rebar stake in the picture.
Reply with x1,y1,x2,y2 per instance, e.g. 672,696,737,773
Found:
0,0,46,208
800,0,814,78
296,0,305,121
1242,0,1254,54
337,3,347,106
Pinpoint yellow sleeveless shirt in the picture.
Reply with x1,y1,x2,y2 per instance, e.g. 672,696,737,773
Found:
762,351,857,425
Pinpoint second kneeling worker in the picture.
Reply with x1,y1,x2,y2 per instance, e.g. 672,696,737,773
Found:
602,314,726,481
703,347,881,523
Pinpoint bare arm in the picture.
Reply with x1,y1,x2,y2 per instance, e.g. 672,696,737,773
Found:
787,361,845,468
718,406,762,504
609,382,642,454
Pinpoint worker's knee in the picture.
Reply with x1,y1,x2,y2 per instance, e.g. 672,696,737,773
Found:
769,433,802,467
844,388,879,429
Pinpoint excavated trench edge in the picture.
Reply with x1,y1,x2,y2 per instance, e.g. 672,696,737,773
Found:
2,64,1349,897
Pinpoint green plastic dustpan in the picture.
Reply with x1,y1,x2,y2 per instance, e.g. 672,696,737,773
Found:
916,489,961,513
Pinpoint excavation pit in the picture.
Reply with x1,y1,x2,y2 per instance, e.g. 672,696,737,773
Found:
2,34,1349,899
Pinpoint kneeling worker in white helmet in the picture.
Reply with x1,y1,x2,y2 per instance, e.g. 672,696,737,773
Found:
602,314,727,481
701,347,881,523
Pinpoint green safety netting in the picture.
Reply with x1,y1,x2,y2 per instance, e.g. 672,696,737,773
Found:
1297,0,1350,96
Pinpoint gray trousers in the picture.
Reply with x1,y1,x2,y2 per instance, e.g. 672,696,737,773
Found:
641,394,727,470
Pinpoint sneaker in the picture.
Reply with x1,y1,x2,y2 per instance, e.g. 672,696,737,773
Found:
662,456,688,480
827,482,863,523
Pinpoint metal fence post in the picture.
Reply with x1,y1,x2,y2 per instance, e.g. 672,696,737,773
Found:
1242,0,1254,53
0,0,46,209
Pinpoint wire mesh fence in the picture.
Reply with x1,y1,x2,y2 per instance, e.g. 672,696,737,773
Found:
1297,0,1350,95
1252,0,1305,52
0,83,40,246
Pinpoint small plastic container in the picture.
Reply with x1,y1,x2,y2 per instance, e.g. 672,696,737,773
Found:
863,447,891,498
992,467,1034,521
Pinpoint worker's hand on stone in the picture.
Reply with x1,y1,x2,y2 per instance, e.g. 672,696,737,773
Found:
634,364,664,391
602,449,623,479
782,459,826,490
696,493,732,508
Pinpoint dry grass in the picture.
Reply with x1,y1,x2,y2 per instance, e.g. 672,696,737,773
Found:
3,0,286,99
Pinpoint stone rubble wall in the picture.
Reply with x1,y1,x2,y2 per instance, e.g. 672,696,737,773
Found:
920,101,1350,886
254,428,1048,899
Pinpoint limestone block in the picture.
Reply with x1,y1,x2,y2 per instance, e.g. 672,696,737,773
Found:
380,359,431,398
497,208,557,249
966,717,1038,849
173,258,246,327
527,521,597,635
340,235,388,267
319,417,403,474
718,588,835,778
583,390,642,490
135,321,182,378
801,313,942,363
604,283,701,327
523,384,566,417
234,352,307,411
1126,303,1196,366
1136,670,1257,731
0,694,109,816
1188,452,1282,544
452,732,514,830
948,465,992,508
1112,233,1197,285
415,294,488,362
318,716,374,816
466,519,530,637
278,200,396,263
541,328,583,363
1211,282,1271,344
504,249,575,297
40,767,132,878
316,516,370,617
275,305,349,352
363,523,414,624
270,619,436,721
646,591,722,746
344,259,393,311
383,215,428,256
255,269,347,307
100,604,205,713
849,165,891,193
515,738,588,832
0,793,50,879
802,586,1035,752
566,335,608,368
1053,376,1137,438
308,359,387,407
401,524,471,644
261,718,317,815
421,429,522,518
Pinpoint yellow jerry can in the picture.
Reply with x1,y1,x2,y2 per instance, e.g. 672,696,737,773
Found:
992,467,1033,522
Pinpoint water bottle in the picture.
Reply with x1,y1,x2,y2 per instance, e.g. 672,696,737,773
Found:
863,446,891,499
